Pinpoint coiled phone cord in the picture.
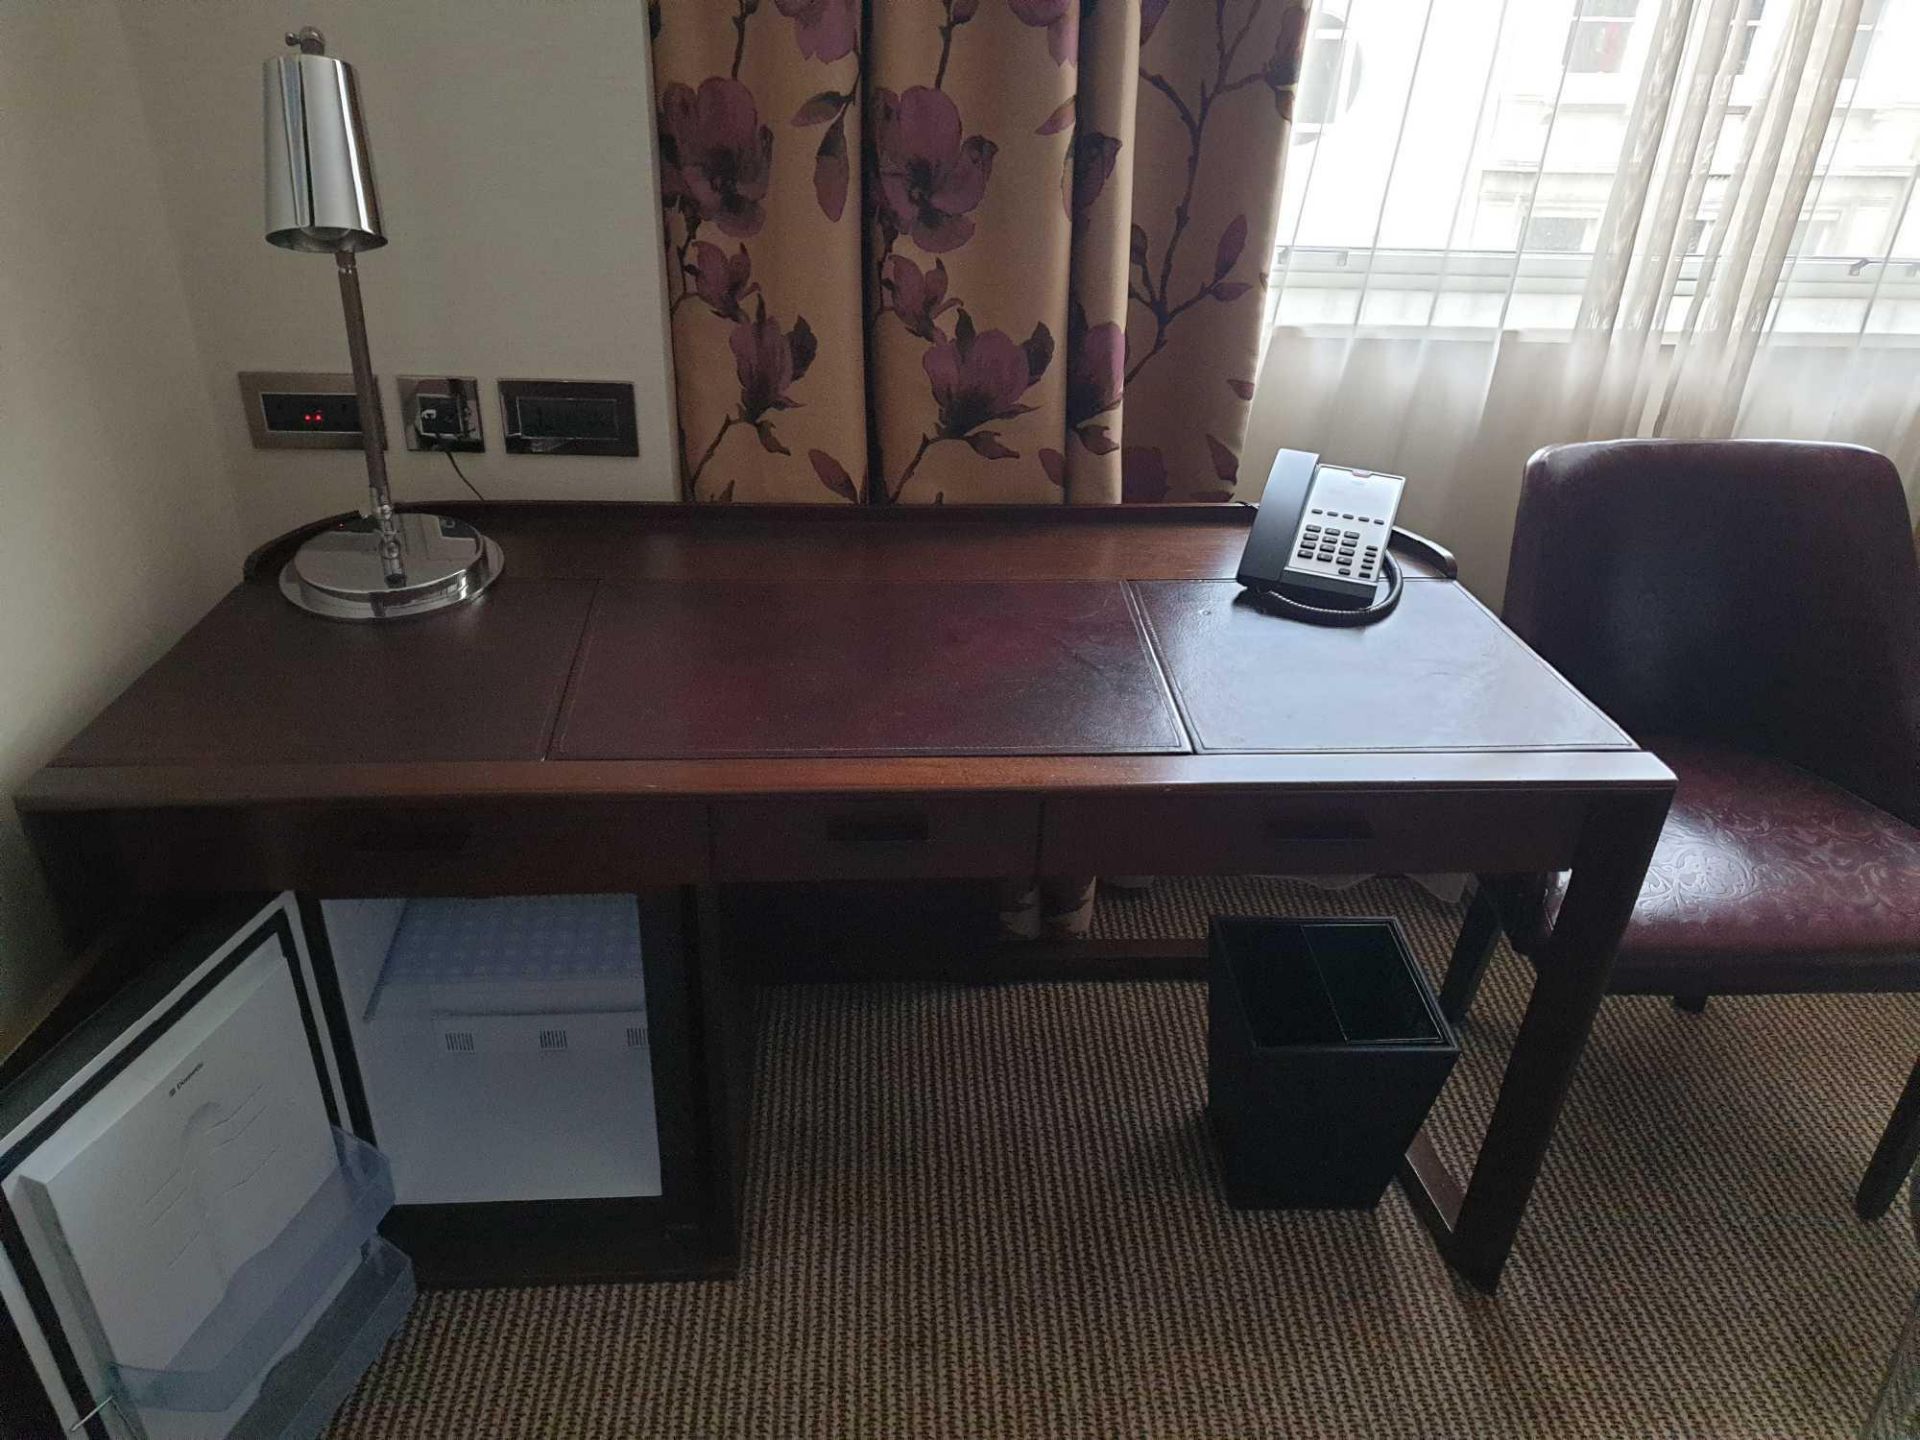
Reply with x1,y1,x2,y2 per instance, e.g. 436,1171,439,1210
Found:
1243,550,1406,627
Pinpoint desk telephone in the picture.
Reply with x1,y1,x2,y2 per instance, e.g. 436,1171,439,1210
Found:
1237,449,1456,626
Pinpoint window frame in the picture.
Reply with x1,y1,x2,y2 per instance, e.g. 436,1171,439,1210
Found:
1266,243,1920,342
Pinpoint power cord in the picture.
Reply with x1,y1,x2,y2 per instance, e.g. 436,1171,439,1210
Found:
414,381,488,502
440,444,486,502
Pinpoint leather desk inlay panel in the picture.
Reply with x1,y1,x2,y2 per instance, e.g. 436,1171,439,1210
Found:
57,579,597,766
553,580,1186,759
1135,579,1634,754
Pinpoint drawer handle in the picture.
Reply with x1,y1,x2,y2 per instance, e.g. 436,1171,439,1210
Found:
350,818,474,855
825,812,931,846
1262,813,1373,844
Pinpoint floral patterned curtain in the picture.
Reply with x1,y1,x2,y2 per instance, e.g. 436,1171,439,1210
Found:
652,0,1309,505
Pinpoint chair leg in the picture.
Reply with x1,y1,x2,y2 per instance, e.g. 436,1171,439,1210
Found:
1440,882,1503,1026
1857,1057,1920,1222
1672,994,1709,1014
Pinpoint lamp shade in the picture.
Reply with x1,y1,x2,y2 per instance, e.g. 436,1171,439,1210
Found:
264,44,385,253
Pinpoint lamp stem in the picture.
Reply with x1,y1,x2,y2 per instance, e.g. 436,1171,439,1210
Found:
334,251,404,583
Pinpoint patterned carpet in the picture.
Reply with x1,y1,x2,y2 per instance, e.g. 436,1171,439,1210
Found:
328,877,1918,1439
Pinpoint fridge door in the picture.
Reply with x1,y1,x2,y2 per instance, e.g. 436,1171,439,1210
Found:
0,895,413,1440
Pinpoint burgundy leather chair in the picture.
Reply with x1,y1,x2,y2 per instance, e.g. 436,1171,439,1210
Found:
1439,440,1920,1219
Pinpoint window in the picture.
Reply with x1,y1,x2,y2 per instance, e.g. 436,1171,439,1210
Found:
1296,12,1361,132
1734,0,1766,73
1268,0,1920,337
1523,215,1591,252
1844,0,1888,79
1791,215,1837,256
1564,0,1639,74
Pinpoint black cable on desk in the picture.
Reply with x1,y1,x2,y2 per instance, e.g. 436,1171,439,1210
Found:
1243,551,1406,627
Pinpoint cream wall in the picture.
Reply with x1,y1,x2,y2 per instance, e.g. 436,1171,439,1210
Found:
115,0,680,548
2,0,682,1038
0,1,249,1036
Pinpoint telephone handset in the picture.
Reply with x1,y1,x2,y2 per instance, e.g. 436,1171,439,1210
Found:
1237,450,1454,626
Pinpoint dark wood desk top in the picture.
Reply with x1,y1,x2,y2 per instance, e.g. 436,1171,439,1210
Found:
1137,581,1629,754
23,503,1669,810
57,580,595,767
553,581,1186,759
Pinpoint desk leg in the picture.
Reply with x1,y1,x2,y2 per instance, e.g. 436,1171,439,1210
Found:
1408,789,1667,1294
687,885,754,1255
1855,1056,1920,1222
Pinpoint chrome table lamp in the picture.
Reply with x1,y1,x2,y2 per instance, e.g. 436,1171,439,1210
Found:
265,27,500,620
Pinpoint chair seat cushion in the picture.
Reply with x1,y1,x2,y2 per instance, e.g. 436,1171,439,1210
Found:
1542,741,1920,992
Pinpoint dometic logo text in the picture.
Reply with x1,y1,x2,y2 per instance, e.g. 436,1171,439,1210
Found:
168,1062,205,1099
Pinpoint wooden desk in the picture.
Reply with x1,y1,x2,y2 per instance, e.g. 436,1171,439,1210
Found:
15,503,1672,1294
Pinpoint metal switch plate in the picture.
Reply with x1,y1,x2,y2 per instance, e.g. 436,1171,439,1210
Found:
239,370,386,451
497,379,638,457
399,376,485,453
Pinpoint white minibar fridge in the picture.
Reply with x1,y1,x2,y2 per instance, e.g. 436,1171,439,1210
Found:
0,889,697,1440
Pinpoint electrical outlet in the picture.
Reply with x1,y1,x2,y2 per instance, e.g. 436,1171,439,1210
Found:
398,375,485,453
497,379,638,457
239,370,386,450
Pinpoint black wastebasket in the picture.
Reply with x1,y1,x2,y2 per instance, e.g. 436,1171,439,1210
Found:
1208,916,1459,1210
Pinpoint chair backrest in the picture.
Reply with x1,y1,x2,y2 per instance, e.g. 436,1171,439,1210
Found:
1504,439,1920,826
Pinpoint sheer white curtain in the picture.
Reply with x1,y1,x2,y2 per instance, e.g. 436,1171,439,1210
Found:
1242,0,1920,596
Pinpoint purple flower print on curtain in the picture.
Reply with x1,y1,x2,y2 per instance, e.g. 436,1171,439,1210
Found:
682,298,818,501
649,0,1311,504
1065,129,1121,219
881,255,960,341
774,0,859,62
658,78,773,241
885,311,1054,500
685,242,759,321
1009,0,1079,66
1063,296,1124,454
872,87,997,254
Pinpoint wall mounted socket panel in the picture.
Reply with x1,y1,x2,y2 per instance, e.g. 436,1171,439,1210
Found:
239,370,386,451
498,379,638,457
398,376,485,453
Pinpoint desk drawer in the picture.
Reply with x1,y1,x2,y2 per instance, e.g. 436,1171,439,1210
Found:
713,797,1040,881
1041,791,1589,878
95,800,711,897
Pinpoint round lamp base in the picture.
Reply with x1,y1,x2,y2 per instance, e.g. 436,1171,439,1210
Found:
279,513,502,620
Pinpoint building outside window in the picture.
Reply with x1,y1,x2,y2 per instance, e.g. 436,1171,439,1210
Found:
1270,0,1920,335
1846,0,1889,79
1734,0,1768,71
1296,12,1360,132
1564,0,1640,73
1523,215,1593,252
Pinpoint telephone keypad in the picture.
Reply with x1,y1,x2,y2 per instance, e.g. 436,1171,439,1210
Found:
1261,462,1404,599
1299,519,1377,576
1295,516,1388,584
